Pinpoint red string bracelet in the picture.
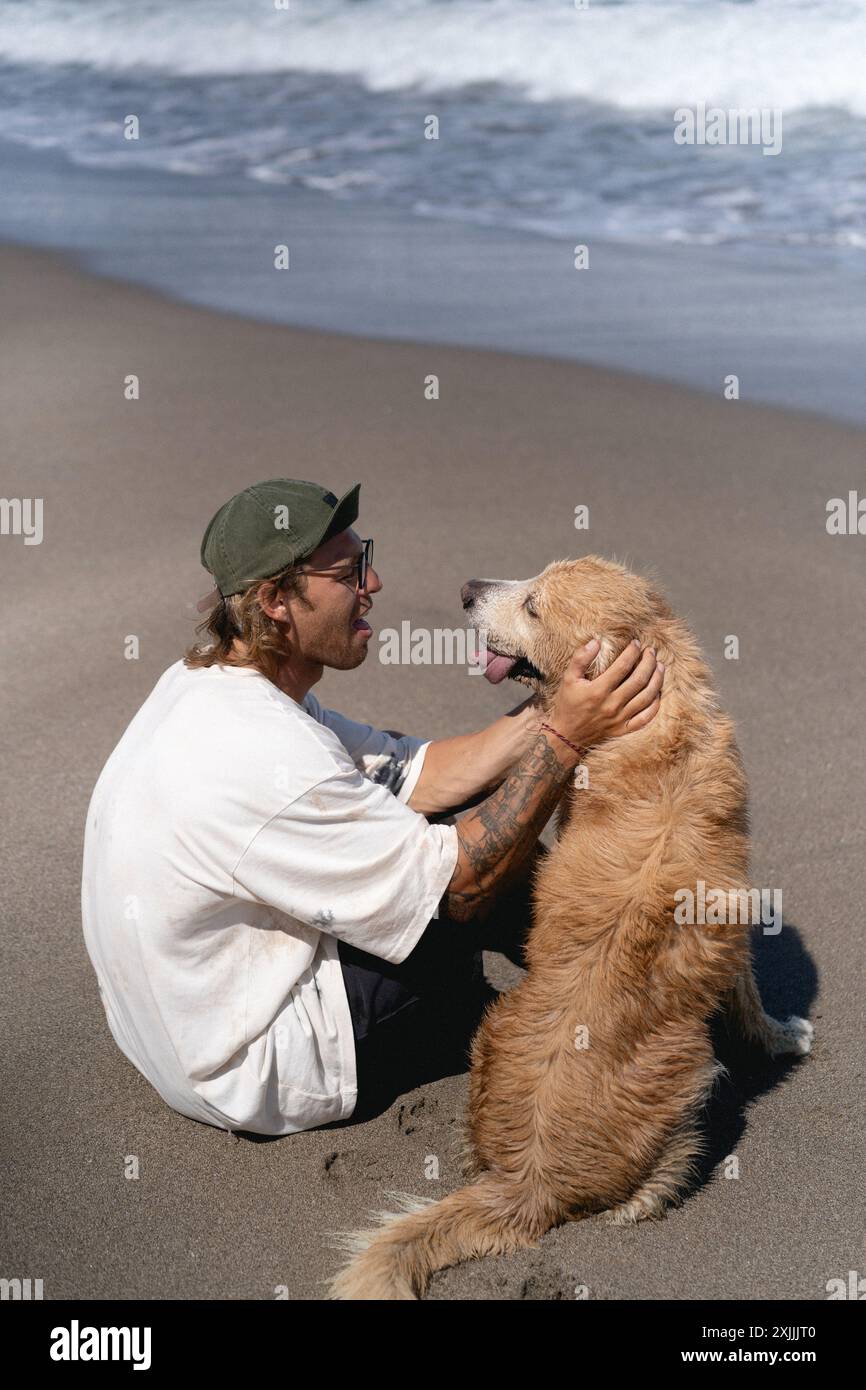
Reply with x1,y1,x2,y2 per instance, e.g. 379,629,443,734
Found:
539,721,589,761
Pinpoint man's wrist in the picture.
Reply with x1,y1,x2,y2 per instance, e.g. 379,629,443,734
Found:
510,698,546,743
538,721,588,768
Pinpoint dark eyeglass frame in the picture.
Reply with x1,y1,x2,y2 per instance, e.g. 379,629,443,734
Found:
295,537,374,593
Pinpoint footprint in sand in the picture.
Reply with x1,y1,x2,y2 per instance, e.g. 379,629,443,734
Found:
322,1149,387,1182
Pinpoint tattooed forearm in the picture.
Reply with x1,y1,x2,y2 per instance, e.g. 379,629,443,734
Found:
461,736,566,884
439,732,576,922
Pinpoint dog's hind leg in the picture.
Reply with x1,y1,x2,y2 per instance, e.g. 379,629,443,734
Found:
605,1120,704,1226
727,952,813,1057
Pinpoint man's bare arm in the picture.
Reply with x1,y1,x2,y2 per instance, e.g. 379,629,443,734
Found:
402,698,541,816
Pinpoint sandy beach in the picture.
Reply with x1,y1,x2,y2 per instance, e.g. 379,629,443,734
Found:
1,242,863,1300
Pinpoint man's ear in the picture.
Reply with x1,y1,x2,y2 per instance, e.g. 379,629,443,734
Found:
256,579,289,622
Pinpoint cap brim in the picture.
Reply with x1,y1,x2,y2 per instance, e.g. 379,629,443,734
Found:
306,482,361,556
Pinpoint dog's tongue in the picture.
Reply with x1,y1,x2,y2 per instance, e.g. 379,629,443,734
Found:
468,639,519,684
481,652,518,684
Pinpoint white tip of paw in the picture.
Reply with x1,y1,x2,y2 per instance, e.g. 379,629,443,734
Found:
770,1014,814,1056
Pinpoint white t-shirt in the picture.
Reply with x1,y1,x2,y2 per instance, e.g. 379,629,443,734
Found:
81,659,459,1135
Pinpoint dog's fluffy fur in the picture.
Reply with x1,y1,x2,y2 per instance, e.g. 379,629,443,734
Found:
327,557,813,1299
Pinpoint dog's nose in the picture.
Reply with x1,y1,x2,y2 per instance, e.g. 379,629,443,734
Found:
461,579,486,611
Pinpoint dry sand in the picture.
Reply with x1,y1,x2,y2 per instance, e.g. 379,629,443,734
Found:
1,243,863,1300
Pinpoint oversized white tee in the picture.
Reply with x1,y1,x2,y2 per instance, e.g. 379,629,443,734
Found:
81,659,459,1134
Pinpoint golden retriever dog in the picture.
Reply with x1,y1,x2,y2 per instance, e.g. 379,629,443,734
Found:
328,557,813,1300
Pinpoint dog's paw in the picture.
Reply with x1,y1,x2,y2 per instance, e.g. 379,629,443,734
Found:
606,1191,666,1225
766,1014,814,1057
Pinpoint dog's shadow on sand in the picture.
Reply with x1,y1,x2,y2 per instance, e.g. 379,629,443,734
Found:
699,917,817,1189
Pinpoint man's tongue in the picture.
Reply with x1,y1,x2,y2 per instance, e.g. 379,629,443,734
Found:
481,651,518,684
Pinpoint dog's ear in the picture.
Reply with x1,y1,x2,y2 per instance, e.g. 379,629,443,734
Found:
586,635,618,678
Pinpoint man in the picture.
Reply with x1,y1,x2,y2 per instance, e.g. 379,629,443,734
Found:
81,479,663,1135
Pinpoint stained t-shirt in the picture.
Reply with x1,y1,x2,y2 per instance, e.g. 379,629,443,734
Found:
81,660,459,1134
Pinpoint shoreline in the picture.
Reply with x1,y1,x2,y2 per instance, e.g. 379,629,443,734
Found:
4,231,865,441
2,138,866,427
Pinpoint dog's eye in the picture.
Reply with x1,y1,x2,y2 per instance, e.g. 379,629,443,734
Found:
524,596,538,619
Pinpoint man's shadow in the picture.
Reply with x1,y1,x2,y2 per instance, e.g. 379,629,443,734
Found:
238,994,489,1140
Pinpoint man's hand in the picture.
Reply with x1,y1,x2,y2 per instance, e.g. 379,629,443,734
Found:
547,638,664,754
406,641,663,819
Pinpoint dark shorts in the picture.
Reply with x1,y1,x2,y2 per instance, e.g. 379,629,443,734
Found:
338,917,484,1042
336,922,486,1120
333,847,544,1122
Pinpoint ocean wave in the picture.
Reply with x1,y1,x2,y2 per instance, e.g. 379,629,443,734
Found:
2,0,866,116
1,0,863,254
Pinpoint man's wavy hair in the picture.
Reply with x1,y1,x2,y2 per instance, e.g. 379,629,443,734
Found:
184,561,310,687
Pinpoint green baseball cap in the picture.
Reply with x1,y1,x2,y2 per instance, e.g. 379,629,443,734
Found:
201,478,361,596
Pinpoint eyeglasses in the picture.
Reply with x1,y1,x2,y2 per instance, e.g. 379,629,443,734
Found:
296,538,374,593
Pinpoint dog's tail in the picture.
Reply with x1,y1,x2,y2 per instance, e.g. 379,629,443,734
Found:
326,1173,562,1300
